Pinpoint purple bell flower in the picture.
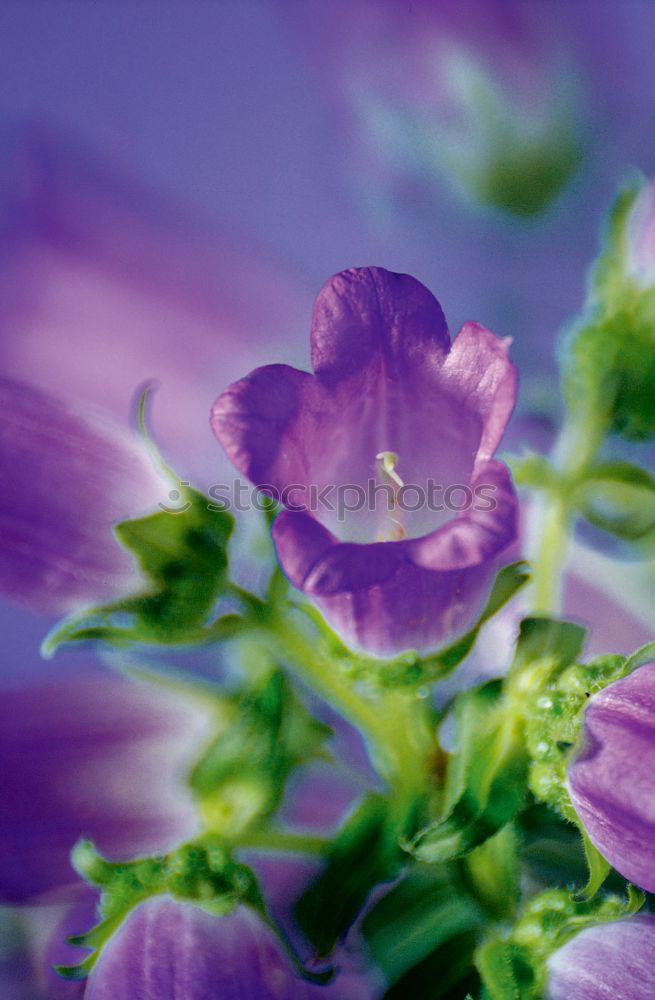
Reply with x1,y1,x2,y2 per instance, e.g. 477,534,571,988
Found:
0,375,165,614
0,665,213,903
212,266,518,655
83,897,373,1000
546,914,655,1000
568,662,655,892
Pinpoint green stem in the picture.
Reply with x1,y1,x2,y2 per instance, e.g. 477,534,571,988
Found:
530,493,570,615
267,612,432,792
234,830,328,854
528,411,606,617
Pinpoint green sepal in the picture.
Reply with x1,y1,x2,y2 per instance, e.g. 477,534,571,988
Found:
57,833,263,980
404,681,528,863
476,885,646,1000
57,832,332,985
189,668,331,836
43,484,235,654
295,793,415,957
578,830,611,899
576,460,655,541
506,617,586,689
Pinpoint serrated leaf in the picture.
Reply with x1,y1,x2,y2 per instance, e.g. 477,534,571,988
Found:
43,485,234,653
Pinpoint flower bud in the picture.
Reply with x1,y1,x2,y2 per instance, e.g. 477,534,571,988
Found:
547,914,655,1000
567,662,655,892
83,898,369,999
624,178,655,289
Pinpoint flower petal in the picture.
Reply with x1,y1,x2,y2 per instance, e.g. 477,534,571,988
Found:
0,128,307,483
440,323,517,460
310,267,450,384
0,376,165,614
272,510,402,595
0,666,213,903
321,561,497,656
211,365,314,494
568,662,655,893
407,460,517,571
85,900,309,1000
547,915,655,1000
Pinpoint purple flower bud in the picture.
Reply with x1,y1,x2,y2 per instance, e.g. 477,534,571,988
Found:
84,898,372,1000
213,266,518,656
625,178,655,288
546,914,655,1000
0,375,164,614
0,666,213,903
568,662,655,892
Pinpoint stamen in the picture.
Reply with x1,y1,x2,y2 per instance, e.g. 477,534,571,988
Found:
375,451,406,540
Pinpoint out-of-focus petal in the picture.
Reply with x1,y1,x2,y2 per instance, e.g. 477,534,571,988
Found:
0,127,308,483
0,666,214,903
567,662,655,893
85,899,311,1000
0,376,165,614
547,914,655,1000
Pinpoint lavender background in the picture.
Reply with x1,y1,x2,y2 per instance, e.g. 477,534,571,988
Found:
2,1,655,993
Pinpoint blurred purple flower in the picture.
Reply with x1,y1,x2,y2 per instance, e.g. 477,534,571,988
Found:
213,266,517,655
0,666,213,903
0,375,165,615
568,662,655,892
625,176,655,288
294,1,584,218
0,127,308,483
546,914,655,1000
83,897,373,1000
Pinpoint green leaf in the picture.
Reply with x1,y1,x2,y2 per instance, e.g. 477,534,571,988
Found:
295,794,413,957
507,617,586,688
189,669,331,836
578,830,610,899
577,461,655,540
362,863,484,989
43,485,235,653
404,681,529,862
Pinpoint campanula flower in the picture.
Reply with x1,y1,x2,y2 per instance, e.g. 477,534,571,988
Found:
83,897,373,1000
0,665,213,903
212,267,517,655
546,914,655,1000
567,662,655,892
0,375,165,614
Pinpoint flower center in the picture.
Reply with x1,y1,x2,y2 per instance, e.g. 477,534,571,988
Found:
375,451,406,542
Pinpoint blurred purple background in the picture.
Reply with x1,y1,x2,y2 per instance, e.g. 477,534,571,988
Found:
2,2,655,993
